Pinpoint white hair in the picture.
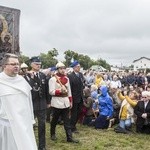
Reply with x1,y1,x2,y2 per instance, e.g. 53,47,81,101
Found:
110,82,118,89
142,91,150,97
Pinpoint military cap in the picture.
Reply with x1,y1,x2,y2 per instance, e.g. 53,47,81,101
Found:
50,66,57,71
30,56,41,64
70,60,80,68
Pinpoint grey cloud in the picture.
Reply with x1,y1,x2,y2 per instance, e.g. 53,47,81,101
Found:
1,0,150,66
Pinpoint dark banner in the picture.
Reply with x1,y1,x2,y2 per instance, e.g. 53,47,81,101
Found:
0,5,20,65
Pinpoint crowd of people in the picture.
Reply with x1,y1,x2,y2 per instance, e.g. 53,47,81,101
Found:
0,53,150,150
83,68,150,134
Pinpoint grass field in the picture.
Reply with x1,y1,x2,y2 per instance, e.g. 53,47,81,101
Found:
35,123,150,150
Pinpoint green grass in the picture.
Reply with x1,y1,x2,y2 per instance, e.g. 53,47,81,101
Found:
35,123,150,150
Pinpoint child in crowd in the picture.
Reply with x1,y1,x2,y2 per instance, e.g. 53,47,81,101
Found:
82,87,94,126
91,84,99,118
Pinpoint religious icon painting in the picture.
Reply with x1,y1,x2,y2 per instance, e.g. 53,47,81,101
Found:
0,5,20,67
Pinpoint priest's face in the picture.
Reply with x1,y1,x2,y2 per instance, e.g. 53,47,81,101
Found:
4,57,20,77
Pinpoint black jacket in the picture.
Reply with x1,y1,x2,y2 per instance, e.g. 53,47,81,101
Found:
134,100,150,133
68,71,84,103
25,72,50,110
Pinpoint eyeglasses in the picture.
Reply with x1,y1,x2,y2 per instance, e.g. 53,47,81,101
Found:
142,97,147,98
5,63,20,66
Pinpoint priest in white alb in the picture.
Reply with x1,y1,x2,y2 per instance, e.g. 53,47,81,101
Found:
0,53,37,150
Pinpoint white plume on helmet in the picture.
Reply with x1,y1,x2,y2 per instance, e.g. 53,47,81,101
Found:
56,61,65,69
21,63,28,69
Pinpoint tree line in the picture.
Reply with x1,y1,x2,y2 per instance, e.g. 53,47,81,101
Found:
20,48,111,70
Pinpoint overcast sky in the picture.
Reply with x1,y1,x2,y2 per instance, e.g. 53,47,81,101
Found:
1,0,150,66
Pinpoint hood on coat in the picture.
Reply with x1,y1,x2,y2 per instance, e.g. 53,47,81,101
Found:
100,85,108,97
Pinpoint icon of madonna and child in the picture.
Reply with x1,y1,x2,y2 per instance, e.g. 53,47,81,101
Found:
0,6,20,71
0,14,12,54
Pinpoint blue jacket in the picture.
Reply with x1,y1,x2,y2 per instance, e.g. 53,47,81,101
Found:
98,86,113,117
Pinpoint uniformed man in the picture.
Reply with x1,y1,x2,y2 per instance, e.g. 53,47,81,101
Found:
49,62,79,143
68,60,85,133
25,56,50,150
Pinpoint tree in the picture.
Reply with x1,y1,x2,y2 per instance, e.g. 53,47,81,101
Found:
64,50,111,70
64,50,77,67
94,58,110,70
40,48,59,68
77,54,93,70
19,54,30,65
47,48,58,57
